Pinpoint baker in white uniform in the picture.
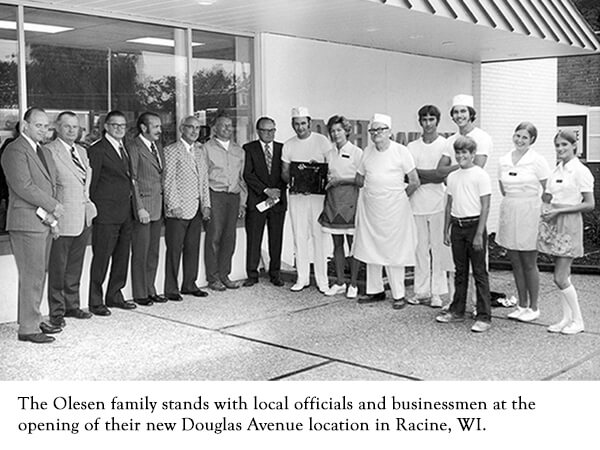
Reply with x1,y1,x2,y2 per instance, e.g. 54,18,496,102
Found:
281,107,331,292
353,113,419,309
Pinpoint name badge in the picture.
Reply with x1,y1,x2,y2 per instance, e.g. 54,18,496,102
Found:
341,154,350,159
556,179,563,184
508,172,517,176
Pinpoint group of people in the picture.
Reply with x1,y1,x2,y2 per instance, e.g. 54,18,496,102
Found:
1,92,594,344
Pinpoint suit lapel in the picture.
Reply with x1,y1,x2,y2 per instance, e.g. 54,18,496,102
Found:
22,137,52,182
136,137,161,172
56,141,86,183
103,138,129,176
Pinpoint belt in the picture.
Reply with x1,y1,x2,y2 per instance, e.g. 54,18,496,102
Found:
452,215,480,227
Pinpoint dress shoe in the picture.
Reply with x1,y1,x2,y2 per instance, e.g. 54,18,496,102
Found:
18,333,55,344
50,317,66,327
106,300,137,310
392,297,407,310
243,278,258,287
165,293,183,301
208,281,226,291
150,294,168,303
270,278,284,287
290,282,309,292
357,292,386,304
90,305,111,316
182,289,209,297
39,322,62,334
65,308,93,319
134,297,154,306
222,278,241,289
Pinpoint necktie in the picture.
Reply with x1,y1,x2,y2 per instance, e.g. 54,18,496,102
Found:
36,145,50,174
119,142,130,174
263,143,272,174
70,146,86,180
151,142,161,169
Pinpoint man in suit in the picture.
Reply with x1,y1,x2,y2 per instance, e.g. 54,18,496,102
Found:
46,111,97,327
129,112,167,306
163,116,211,300
203,115,247,291
1,107,64,343
242,116,286,287
88,110,136,315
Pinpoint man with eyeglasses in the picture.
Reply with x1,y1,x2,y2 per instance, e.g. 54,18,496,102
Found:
2,107,64,343
162,116,211,300
88,110,137,316
281,107,331,293
242,116,287,287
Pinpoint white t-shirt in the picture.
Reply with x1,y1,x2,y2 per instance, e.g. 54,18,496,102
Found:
282,132,330,164
357,141,415,193
443,127,493,164
325,141,362,180
407,135,447,215
498,149,550,197
447,166,492,218
546,157,594,205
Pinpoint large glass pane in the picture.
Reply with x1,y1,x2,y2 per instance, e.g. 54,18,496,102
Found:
0,4,17,233
24,8,187,146
192,30,253,144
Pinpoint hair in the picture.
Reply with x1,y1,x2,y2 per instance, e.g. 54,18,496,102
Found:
214,114,232,126
105,110,126,124
256,116,275,129
453,135,477,153
180,115,199,127
417,105,441,124
450,105,477,122
23,106,46,122
514,121,538,144
326,115,352,137
56,111,77,123
554,129,578,145
137,111,160,133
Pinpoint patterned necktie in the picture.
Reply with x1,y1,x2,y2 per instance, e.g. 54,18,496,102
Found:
264,143,272,174
36,144,50,174
151,142,161,169
119,142,130,174
70,146,86,180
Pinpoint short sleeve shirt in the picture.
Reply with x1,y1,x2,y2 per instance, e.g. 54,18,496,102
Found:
282,132,330,164
447,166,492,218
325,141,362,180
358,141,415,193
545,157,594,205
498,149,550,196
407,135,447,215
443,127,493,164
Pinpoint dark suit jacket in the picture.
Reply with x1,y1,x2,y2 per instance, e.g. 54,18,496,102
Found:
88,137,134,224
128,135,164,221
243,140,287,212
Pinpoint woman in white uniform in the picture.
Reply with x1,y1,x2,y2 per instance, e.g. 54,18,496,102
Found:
319,115,362,298
353,113,419,309
537,130,594,335
497,122,550,322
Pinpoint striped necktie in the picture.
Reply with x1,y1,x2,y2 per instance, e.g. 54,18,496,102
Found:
151,142,161,169
70,146,86,180
263,143,272,174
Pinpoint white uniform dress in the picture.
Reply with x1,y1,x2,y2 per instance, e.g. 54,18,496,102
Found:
537,157,593,258
408,136,453,297
282,132,331,290
354,140,417,299
497,149,550,250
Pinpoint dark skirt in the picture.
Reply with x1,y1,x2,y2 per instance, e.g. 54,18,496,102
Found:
318,184,359,235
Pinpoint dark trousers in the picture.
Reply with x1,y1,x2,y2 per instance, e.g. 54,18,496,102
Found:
131,218,162,298
204,191,239,283
48,226,91,319
164,209,203,295
89,219,132,307
449,221,491,322
245,207,285,281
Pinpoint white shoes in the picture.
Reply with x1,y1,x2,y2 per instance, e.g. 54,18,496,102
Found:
324,283,346,296
518,308,540,322
508,306,526,319
430,295,443,308
560,322,585,335
290,282,309,292
471,321,492,333
346,285,358,299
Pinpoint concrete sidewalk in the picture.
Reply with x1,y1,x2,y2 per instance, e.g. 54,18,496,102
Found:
1,270,599,380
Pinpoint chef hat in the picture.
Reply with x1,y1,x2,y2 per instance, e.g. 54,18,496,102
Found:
452,94,474,108
291,106,311,118
370,113,392,128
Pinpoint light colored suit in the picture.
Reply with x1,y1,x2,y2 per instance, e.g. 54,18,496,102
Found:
1,135,60,335
45,138,96,320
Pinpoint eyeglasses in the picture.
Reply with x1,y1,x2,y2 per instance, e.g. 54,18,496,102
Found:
182,124,201,130
257,128,276,133
107,123,127,129
368,127,389,134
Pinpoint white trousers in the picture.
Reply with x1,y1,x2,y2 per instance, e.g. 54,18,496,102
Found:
288,194,328,289
366,264,406,300
414,212,451,296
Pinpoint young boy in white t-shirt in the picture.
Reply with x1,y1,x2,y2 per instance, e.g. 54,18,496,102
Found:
436,136,492,333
